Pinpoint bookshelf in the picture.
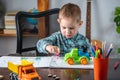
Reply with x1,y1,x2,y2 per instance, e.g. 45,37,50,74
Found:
0,0,49,37
0,28,37,37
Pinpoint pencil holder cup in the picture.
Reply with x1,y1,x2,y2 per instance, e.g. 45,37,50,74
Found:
93,58,109,80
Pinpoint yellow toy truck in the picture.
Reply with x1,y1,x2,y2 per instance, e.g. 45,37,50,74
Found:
8,60,41,80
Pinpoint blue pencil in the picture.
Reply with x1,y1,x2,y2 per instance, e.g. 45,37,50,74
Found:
91,46,95,57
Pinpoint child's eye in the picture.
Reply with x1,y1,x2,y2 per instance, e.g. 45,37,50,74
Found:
62,27,66,29
69,27,74,29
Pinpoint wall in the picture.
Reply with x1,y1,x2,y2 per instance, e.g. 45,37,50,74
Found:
1,0,37,11
0,0,120,57
0,37,16,55
50,0,120,57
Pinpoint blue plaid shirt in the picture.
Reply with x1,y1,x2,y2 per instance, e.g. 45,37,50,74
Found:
37,31,91,56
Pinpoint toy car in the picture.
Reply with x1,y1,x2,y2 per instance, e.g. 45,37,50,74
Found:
64,48,90,65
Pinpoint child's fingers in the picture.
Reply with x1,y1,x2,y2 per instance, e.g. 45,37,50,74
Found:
51,47,55,53
53,46,60,54
56,47,60,54
46,45,60,54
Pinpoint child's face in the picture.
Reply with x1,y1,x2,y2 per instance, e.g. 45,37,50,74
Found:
58,17,83,38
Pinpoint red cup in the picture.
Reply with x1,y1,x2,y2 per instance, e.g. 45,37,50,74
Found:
94,58,109,80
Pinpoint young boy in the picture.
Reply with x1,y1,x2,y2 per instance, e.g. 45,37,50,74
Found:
37,3,91,56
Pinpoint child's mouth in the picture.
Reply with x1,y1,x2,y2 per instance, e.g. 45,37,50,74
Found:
66,35,72,38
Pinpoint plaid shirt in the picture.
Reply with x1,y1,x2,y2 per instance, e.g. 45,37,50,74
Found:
37,31,91,56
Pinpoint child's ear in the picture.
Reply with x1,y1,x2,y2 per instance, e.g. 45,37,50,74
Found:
57,18,60,23
79,21,83,26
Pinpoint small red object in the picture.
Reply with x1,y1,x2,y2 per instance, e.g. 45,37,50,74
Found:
114,61,119,70
56,53,59,59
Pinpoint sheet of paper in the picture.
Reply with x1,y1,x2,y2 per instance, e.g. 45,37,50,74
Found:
0,56,52,68
49,56,94,69
0,56,94,69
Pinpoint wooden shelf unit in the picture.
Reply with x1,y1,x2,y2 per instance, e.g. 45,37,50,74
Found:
0,0,49,37
0,29,37,37
0,33,16,36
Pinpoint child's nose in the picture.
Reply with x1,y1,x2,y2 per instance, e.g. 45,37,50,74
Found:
66,29,70,34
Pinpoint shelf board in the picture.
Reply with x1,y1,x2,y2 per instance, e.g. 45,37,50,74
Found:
0,28,38,37
0,33,37,37
0,33,16,36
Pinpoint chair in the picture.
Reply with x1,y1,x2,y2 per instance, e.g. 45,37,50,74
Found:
15,8,60,56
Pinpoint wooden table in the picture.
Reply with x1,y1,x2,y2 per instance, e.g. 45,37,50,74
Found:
0,58,120,80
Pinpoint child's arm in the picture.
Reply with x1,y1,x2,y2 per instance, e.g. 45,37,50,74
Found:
36,32,60,54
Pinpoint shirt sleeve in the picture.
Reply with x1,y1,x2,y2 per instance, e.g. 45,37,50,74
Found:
36,32,58,54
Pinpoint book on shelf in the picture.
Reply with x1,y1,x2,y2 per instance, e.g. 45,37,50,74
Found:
5,26,16,29
5,11,18,16
5,19,16,29
4,16,15,21
5,20,15,26
4,29,16,34
5,11,16,21
4,11,18,29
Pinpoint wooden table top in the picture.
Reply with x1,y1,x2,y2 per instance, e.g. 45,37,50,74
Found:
0,58,120,80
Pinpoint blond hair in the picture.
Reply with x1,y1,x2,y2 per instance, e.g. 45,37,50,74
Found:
59,3,81,21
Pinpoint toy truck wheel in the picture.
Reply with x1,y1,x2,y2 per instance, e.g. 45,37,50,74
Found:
9,72,18,80
66,58,74,65
79,57,89,65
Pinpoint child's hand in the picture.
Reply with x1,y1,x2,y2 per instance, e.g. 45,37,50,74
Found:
46,45,60,54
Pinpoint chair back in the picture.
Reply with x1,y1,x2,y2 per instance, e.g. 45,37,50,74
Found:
15,8,60,55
